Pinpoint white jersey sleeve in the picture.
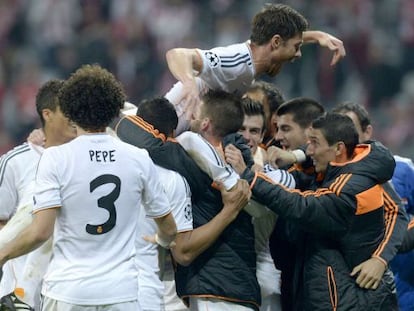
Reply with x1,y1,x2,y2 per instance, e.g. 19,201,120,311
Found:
176,131,239,191
141,158,173,219
196,42,255,95
0,143,41,220
33,149,62,212
136,166,192,311
156,166,192,232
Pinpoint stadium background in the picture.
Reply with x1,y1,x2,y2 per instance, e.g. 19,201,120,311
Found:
0,0,413,157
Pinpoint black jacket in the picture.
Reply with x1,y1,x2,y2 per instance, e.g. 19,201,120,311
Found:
242,141,405,310
116,115,261,310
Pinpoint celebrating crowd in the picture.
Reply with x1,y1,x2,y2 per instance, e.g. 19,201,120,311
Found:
0,2,413,311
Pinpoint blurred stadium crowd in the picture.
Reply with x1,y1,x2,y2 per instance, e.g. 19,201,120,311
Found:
0,0,413,157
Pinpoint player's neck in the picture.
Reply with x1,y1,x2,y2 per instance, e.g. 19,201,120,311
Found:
249,42,269,76
76,126,107,136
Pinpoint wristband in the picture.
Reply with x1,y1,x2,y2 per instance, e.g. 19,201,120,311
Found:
292,149,306,164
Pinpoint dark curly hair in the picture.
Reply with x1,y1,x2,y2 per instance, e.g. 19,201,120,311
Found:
59,64,126,131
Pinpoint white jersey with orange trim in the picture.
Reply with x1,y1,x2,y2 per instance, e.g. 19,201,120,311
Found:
137,165,192,311
33,133,172,305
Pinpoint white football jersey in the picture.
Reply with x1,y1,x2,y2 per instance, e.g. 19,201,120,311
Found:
176,131,239,191
137,165,192,310
33,133,172,305
165,41,255,135
0,142,43,303
0,143,42,220
196,41,255,95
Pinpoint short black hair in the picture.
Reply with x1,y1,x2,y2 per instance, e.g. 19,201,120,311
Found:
277,97,325,128
241,97,266,132
36,79,65,127
136,97,178,136
247,80,285,115
332,102,371,132
312,112,359,158
250,3,308,45
59,64,126,131
201,89,244,137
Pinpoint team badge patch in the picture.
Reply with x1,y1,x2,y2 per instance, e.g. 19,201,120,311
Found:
205,51,220,68
184,203,192,221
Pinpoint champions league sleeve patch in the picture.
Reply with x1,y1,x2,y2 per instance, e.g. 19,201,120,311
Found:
204,51,220,68
184,203,192,221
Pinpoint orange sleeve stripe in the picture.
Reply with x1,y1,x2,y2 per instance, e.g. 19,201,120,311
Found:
256,172,276,184
371,255,387,267
329,174,347,194
372,189,398,258
331,174,352,196
255,171,335,197
312,189,334,198
125,115,167,142
355,185,383,215
250,171,259,190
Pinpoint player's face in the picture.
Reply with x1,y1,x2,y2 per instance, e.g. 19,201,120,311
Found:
267,34,303,77
238,114,265,154
275,113,307,150
306,128,336,173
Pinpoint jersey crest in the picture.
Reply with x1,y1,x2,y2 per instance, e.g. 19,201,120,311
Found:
205,51,220,68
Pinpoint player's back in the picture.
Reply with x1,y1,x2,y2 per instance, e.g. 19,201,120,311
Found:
35,133,163,304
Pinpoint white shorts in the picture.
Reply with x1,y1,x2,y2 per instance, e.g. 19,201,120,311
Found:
189,297,254,311
41,296,140,311
163,279,188,311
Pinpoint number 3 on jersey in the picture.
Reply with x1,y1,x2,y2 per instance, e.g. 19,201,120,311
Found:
86,174,121,235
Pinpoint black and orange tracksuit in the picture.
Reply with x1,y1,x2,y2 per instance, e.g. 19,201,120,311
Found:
241,141,407,310
116,115,261,310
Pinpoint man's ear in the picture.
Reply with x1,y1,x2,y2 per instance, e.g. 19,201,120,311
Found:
364,124,373,141
201,117,210,131
271,35,283,50
336,141,346,156
42,109,52,122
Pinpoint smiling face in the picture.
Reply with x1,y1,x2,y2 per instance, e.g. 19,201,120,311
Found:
266,34,303,77
239,114,265,154
306,127,337,173
275,113,307,150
